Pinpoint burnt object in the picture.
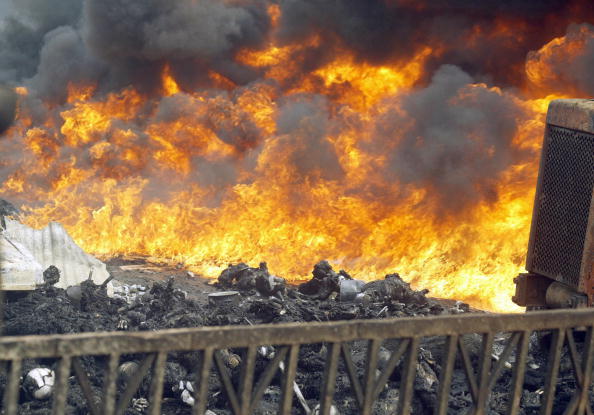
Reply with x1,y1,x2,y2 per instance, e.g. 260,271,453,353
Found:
42,265,60,287
208,291,240,307
362,273,429,305
512,273,552,307
298,260,341,299
218,262,269,290
255,273,286,298
22,368,55,400
524,99,594,306
339,279,366,301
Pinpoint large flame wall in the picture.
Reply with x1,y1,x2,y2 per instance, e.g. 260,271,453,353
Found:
2,1,594,311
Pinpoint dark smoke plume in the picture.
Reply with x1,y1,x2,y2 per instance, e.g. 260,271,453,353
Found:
0,0,593,214
2,0,593,96
277,0,594,87
372,65,529,211
526,23,594,97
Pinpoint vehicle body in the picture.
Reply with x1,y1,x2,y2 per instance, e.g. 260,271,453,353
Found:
514,99,594,309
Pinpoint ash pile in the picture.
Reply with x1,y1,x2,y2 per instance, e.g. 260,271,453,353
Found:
0,261,586,414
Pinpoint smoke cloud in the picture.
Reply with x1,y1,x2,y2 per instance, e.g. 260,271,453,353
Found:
526,23,594,97
275,94,344,182
0,0,592,97
277,0,594,87
373,65,528,211
0,0,591,214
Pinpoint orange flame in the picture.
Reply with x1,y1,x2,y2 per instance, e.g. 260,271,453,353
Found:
3,16,591,313
162,64,181,96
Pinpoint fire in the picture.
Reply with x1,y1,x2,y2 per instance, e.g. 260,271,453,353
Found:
2,5,593,313
526,24,594,97
161,65,181,96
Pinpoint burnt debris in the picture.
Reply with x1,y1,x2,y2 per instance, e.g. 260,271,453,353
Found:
0,261,587,414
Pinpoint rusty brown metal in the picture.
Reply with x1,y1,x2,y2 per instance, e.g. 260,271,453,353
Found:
512,273,552,307
0,309,594,413
582,199,594,306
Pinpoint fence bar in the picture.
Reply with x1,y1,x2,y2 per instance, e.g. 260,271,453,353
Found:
320,342,341,415
148,351,167,415
3,358,21,415
194,347,214,415
398,337,420,415
115,353,155,415
436,335,458,415
541,329,566,415
458,336,479,401
52,355,72,415
341,342,364,407
240,346,257,415
566,329,584,386
576,326,594,414
362,338,381,415
72,357,100,415
507,331,530,415
3,309,594,360
0,308,594,414
214,350,241,414
488,332,520,391
102,353,120,415
280,344,300,415
373,338,410,402
249,347,288,413
475,332,494,414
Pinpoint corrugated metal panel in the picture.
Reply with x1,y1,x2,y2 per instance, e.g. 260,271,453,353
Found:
2,218,110,289
0,233,43,290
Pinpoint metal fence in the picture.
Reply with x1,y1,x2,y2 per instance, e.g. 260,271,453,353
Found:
1,308,594,415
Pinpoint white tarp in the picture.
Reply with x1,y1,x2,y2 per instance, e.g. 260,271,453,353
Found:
0,234,43,290
0,218,110,290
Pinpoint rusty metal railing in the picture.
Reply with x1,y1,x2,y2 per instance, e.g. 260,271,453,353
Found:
1,309,594,415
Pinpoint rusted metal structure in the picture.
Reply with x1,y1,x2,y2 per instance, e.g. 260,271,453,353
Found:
515,99,594,308
1,308,593,414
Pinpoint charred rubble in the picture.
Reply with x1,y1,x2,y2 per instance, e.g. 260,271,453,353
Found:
0,261,588,414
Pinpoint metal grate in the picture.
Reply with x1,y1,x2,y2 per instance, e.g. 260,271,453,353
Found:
529,125,594,288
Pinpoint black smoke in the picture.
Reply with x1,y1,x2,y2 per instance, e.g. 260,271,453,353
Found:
277,0,594,88
2,0,593,98
372,65,530,211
